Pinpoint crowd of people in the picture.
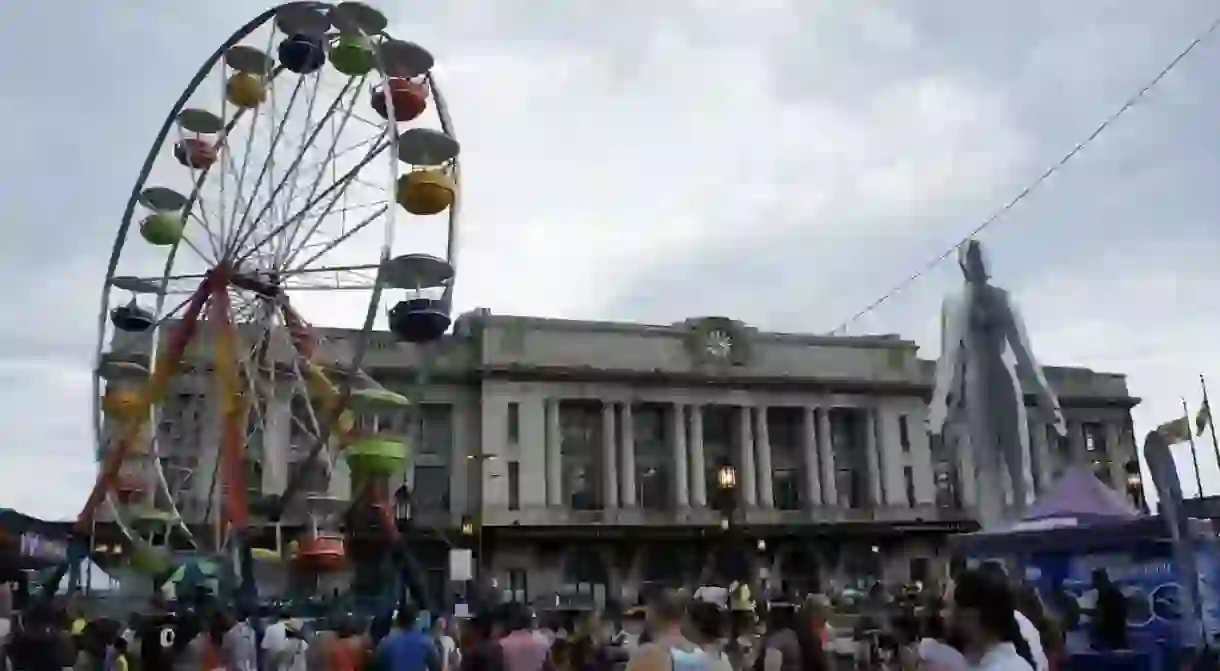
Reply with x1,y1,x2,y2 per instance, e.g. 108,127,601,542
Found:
0,558,1153,671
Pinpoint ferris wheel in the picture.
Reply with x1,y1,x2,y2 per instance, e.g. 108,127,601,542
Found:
73,1,461,590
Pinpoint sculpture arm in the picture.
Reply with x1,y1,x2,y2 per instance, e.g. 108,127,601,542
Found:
1002,292,1066,436
928,296,966,436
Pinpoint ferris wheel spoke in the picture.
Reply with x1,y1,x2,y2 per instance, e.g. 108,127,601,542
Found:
277,81,369,263
235,137,390,266
248,76,368,265
229,77,306,255
281,203,387,273
275,70,328,228
230,78,363,262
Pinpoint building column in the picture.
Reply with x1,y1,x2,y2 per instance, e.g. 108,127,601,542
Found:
877,408,904,506
863,409,883,506
689,405,707,507
620,402,636,507
672,404,690,508
817,407,836,506
262,393,291,495
801,407,821,508
907,405,935,506
546,399,563,507
754,406,774,508
1029,419,1052,494
1068,420,1087,466
1103,421,1127,492
602,401,619,509
738,406,757,506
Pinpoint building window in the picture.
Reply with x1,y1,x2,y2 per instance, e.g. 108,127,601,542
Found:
508,461,520,511
413,464,449,511
413,404,453,512
635,404,670,509
506,402,519,445
560,402,603,510
931,433,961,509
507,569,528,603
899,415,910,453
904,466,916,507
768,408,802,511
774,468,800,510
702,407,734,501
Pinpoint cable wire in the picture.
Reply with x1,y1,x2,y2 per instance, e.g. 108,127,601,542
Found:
827,14,1220,336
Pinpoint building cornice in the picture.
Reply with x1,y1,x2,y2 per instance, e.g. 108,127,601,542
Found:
364,364,1141,408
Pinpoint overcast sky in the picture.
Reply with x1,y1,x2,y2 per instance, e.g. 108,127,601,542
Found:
2,1,1220,520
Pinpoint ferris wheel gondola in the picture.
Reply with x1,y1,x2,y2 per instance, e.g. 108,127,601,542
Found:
58,2,463,599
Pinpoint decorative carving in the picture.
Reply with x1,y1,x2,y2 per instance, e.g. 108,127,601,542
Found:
683,317,752,367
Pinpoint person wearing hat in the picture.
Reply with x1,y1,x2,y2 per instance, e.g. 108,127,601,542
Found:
269,619,308,671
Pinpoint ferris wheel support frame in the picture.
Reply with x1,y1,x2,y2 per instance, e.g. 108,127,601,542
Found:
207,272,260,607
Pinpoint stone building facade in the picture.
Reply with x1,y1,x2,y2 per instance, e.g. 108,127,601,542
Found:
104,312,1141,606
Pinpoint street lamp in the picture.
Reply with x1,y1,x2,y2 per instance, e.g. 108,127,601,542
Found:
1125,459,1146,511
719,517,730,531
717,464,738,490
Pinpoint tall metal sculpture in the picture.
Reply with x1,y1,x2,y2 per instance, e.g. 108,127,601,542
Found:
927,240,1067,529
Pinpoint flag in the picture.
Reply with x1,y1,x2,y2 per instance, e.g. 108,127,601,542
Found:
1198,399,1213,437
1156,415,1192,444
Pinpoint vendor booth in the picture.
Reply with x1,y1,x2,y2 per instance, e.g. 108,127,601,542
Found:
950,467,1220,664
0,508,70,579
0,508,71,609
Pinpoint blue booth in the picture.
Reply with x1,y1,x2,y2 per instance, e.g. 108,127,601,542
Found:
950,468,1220,669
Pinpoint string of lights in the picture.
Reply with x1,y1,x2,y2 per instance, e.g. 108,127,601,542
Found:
826,14,1220,336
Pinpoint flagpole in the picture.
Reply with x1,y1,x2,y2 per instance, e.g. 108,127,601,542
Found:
1202,374,1220,475
1184,397,1205,497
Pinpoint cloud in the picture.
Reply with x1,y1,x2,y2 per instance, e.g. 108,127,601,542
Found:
1,0,1218,522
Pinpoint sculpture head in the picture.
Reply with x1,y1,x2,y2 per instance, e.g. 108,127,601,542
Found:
958,239,991,283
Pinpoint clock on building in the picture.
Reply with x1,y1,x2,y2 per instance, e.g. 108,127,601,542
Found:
684,317,750,366
704,329,734,361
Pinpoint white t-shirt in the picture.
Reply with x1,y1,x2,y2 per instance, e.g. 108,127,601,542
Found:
917,638,968,671
275,638,308,671
974,642,1033,671
262,622,288,655
1012,611,1048,671
439,634,459,671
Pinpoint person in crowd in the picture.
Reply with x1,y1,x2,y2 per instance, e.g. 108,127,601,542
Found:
948,568,1035,671
1013,587,1063,671
217,610,259,671
751,602,819,671
499,603,550,671
625,589,708,671
377,604,441,671
802,595,835,650
977,563,1047,671
263,610,291,668
944,556,968,607
1088,568,1128,651
685,601,732,671
915,603,968,671
272,619,309,671
459,610,504,671
108,637,131,671
433,617,460,671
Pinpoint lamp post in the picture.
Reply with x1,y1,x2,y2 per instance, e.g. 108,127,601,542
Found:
1124,459,1147,512
714,464,740,585
393,485,412,607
